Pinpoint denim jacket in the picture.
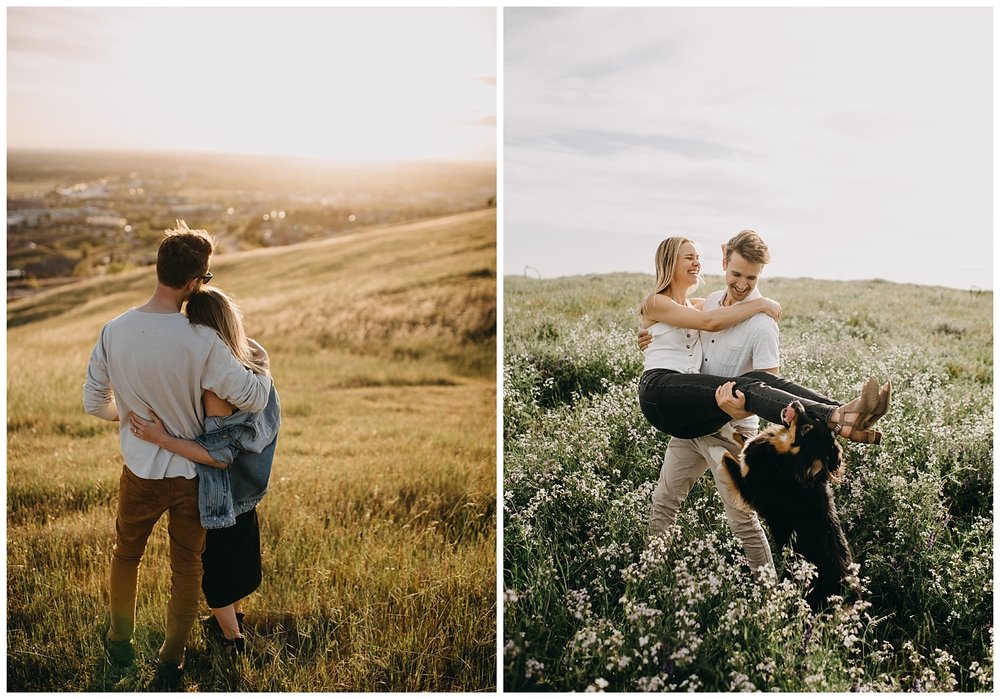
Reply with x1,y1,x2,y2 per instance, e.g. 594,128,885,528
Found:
194,384,281,529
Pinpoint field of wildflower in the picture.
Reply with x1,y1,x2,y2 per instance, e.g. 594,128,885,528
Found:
503,272,992,692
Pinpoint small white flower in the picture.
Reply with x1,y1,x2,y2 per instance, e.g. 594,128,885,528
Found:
524,658,545,680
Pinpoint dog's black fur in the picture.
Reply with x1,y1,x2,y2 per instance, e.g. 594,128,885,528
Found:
721,400,858,609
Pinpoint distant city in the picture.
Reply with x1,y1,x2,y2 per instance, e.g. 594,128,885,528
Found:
7,149,496,300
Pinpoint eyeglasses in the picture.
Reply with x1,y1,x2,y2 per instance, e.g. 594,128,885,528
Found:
195,272,214,283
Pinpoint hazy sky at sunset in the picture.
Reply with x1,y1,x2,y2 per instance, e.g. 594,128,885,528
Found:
8,7,496,161
505,7,992,290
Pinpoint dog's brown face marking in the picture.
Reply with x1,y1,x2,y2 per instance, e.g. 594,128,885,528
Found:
771,431,796,454
771,403,808,454
783,401,845,482
785,402,827,455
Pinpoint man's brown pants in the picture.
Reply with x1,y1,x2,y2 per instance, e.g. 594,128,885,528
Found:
107,465,206,666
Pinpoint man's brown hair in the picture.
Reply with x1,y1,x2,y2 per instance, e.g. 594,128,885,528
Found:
725,229,770,265
156,220,215,288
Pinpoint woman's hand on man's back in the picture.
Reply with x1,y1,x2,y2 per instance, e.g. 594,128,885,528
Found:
247,338,270,373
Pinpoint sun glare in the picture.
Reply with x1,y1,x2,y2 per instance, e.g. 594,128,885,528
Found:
7,7,496,162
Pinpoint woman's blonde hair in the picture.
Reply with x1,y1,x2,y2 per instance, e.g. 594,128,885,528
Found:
641,236,696,315
186,287,268,375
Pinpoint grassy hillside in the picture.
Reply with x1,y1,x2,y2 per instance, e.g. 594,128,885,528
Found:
7,209,497,691
503,272,992,692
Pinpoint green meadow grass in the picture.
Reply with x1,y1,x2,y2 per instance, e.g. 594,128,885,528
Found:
7,210,497,692
503,272,992,692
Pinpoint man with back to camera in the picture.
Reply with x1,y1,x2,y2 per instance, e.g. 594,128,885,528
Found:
83,221,272,689
640,230,781,573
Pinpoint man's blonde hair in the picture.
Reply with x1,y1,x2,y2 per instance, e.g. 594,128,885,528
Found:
724,229,770,265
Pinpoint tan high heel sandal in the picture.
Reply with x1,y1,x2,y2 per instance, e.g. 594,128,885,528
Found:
832,377,883,444
843,427,882,445
858,380,891,430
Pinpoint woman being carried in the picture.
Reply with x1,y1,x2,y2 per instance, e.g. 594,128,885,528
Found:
637,237,890,444
129,286,281,655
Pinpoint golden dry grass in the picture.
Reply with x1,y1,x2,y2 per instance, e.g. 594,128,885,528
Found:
7,209,497,691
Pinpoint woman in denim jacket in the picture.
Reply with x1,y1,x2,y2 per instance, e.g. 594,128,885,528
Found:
130,287,280,654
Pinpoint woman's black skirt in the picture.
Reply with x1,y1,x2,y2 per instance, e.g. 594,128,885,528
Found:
201,507,262,609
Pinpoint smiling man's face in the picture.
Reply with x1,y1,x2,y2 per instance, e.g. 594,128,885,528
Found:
721,251,765,304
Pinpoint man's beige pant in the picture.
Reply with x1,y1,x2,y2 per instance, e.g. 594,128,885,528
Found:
108,465,206,666
648,431,774,571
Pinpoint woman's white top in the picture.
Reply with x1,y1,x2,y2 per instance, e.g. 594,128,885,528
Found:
642,321,703,374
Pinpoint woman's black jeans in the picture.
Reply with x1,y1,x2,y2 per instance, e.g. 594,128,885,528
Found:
637,369,841,439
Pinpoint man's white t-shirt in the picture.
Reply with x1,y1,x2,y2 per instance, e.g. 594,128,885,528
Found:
700,288,780,434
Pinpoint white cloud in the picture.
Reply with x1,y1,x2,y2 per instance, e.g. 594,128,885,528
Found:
505,7,992,289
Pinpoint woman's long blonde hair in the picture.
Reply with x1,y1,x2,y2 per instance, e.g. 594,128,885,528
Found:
640,236,696,315
186,287,268,375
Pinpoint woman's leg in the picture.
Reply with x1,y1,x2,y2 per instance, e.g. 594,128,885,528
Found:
732,373,838,426
639,369,881,442
212,604,243,641
202,509,260,650
233,599,245,634
733,373,882,442
638,370,737,439
741,370,840,407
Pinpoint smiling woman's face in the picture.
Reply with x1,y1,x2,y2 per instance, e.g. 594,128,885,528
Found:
671,241,701,287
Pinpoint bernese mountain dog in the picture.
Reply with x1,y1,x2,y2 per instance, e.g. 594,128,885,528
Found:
720,400,858,609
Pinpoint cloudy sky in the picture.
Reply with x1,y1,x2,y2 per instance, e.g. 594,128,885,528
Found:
8,7,496,161
504,7,992,290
